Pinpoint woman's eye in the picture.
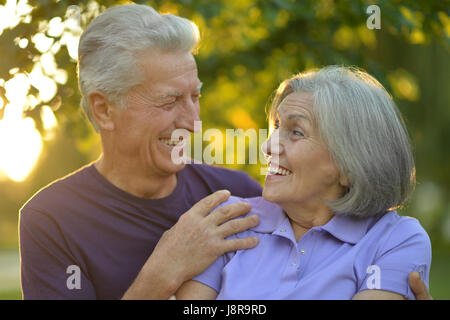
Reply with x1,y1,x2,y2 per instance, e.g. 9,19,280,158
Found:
274,120,280,129
293,129,304,137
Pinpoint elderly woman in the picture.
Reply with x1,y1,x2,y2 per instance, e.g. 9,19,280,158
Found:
176,66,431,300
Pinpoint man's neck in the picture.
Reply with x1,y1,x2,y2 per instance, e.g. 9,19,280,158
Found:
94,156,178,199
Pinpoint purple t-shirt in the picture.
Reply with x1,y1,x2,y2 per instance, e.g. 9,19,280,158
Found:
19,163,262,299
194,196,432,300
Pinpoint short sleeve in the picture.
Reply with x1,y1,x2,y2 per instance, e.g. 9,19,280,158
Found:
192,254,228,293
19,207,97,299
358,217,432,300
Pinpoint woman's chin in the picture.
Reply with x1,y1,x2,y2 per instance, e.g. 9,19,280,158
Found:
262,189,281,203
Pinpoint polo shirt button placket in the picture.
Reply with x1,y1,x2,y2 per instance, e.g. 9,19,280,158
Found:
295,254,302,283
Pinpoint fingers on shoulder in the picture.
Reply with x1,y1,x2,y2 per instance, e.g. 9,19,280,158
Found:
219,214,259,238
210,201,252,225
223,236,259,252
193,190,231,216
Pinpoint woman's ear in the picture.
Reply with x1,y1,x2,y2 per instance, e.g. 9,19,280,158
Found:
88,91,115,131
339,174,350,188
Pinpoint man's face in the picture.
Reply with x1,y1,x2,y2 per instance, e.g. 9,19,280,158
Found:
109,49,201,178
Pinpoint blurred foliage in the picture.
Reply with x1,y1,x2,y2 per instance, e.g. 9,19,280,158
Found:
0,0,449,298
0,0,449,147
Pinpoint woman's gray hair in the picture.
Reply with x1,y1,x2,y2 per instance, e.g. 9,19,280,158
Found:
269,66,416,218
77,4,200,131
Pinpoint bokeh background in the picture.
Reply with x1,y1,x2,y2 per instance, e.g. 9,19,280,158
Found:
0,0,449,299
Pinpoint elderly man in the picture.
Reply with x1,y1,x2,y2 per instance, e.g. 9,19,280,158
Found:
20,4,261,300
19,4,430,300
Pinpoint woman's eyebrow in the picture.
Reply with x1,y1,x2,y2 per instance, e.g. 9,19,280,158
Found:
287,113,311,123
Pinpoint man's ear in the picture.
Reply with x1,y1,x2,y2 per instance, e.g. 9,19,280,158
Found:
88,91,115,131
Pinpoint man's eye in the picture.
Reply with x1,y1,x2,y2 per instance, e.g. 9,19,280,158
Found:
158,101,176,109
192,93,202,102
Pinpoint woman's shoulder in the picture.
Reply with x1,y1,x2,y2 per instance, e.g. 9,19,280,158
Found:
370,211,432,256
217,196,286,236
376,211,429,239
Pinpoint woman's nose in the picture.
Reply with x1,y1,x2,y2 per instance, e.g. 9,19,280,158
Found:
262,130,282,157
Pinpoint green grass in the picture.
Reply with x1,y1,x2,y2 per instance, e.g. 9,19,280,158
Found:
0,289,21,300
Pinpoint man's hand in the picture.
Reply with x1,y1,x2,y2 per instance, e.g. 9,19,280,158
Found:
409,271,433,300
122,190,259,299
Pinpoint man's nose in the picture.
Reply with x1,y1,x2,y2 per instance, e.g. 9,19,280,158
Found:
175,99,200,132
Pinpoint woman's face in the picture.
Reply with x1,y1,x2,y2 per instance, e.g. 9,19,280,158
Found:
262,91,348,212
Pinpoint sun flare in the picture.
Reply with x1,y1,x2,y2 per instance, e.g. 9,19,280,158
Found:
0,0,78,182
0,117,42,182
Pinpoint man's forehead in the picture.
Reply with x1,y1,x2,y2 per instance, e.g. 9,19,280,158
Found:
136,51,201,94
139,50,198,79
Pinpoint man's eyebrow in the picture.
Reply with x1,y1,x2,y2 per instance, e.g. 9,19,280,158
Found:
160,91,182,99
157,82,203,100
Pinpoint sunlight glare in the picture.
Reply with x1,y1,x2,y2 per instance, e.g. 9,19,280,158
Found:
0,117,42,182
1,73,43,182
4,73,29,113
28,63,57,102
41,105,57,131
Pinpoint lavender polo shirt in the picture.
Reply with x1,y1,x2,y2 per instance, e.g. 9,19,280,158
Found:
194,196,431,300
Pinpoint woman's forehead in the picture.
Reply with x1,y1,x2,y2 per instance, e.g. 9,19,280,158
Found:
277,92,314,118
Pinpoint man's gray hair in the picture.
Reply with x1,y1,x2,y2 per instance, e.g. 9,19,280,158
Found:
77,4,200,131
269,66,416,218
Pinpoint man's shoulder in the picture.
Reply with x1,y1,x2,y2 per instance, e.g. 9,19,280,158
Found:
185,163,250,178
183,164,262,197
21,164,95,215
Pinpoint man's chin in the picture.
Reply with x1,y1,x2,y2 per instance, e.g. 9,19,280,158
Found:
150,143,188,175
158,161,186,175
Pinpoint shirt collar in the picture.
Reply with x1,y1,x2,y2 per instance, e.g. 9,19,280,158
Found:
318,214,372,244
245,197,286,233
246,197,372,244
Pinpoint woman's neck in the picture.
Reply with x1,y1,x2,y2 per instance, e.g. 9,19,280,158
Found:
282,202,334,242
